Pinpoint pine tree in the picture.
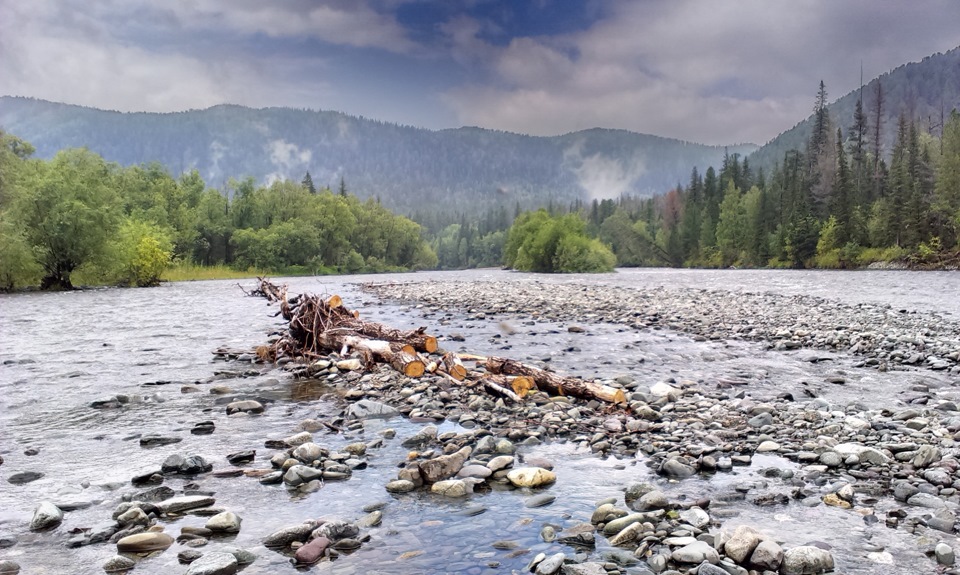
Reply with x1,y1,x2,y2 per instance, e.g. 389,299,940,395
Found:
848,96,870,204
301,171,316,194
339,176,347,197
830,128,852,246
870,80,885,199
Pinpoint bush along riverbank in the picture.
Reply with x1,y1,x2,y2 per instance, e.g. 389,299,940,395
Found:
6,282,960,575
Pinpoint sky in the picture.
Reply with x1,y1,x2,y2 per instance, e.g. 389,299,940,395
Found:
1,0,958,146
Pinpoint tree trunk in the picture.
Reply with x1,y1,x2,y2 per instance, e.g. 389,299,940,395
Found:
484,356,626,404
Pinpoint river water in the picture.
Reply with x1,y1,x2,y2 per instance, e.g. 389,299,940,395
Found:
1,269,958,574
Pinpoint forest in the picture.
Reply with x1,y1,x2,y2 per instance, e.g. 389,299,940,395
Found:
3,73,960,290
0,136,437,290
573,82,960,270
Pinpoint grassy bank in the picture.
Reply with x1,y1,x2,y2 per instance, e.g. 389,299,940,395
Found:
161,264,267,283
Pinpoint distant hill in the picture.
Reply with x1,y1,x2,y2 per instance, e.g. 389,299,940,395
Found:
0,97,755,214
750,46,960,170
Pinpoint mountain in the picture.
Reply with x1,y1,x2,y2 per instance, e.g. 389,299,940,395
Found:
749,46,960,170
0,97,755,214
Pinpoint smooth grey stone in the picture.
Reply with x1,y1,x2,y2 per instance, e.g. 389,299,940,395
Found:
225,400,263,415
155,495,215,514
781,546,834,575
184,551,238,575
346,400,399,419
103,555,136,573
7,472,43,485
29,501,63,531
535,552,567,575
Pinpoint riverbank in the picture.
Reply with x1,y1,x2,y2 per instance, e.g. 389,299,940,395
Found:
362,279,960,377
3,273,960,575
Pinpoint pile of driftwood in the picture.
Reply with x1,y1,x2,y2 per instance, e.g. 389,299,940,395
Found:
245,278,626,406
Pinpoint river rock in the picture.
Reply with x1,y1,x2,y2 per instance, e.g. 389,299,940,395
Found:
225,450,255,465
419,447,470,483
636,490,668,510
219,546,257,565
7,471,43,485
346,400,399,419
116,531,174,552
696,564,729,575
526,493,556,508
723,525,763,563
283,465,324,487
205,511,242,533
225,400,263,415
29,501,63,531
535,552,566,575
184,551,238,575
750,539,784,570
263,522,317,548
431,479,469,497
161,454,212,475
458,464,492,479
313,520,359,542
660,458,696,478
486,455,514,472
936,543,956,565
102,555,135,573
401,425,438,448
833,443,888,465
679,506,710,529
385,479,415,493
0,561,19,575
191,421,215,435
672,540,720,564
117,507,150,527
292,443,325,463
913,444,941,468
560,563,607,575
155,495,215,514
507,467,556,488
294,536,330,565
781,546,835,574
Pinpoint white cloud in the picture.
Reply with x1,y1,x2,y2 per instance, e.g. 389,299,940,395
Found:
440,0,960,144
164,0,416,54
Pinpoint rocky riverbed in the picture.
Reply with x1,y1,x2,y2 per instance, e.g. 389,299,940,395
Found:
3,272,960,575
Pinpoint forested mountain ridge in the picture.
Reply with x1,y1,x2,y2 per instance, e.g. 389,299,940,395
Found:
750,46,960,170
0,97,756,214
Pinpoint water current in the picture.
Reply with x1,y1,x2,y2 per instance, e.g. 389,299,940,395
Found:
1,269,959,574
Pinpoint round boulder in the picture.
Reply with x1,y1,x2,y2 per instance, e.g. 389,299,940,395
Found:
507,467,556,488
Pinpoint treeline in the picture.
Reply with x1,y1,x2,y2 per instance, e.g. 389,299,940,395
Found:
585,82,960,269
0,133,437,290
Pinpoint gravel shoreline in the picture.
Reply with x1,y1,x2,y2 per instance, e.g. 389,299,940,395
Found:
6,279,960,575
362,279,960,375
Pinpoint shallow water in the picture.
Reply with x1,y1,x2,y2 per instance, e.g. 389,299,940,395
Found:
1,269,958,574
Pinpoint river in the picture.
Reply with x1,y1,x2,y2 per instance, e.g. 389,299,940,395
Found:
1,268,958,574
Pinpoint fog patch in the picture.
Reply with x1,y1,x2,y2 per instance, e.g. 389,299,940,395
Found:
563,141,646,201
266,139,312,183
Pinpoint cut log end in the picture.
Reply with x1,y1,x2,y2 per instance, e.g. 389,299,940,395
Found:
326,294,343,309
510,376,536,397
423,336,439,354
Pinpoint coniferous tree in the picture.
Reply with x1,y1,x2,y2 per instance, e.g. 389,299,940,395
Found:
301,171,316,194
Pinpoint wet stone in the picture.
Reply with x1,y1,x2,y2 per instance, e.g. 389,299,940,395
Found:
103,555,136,573
7,471,43,485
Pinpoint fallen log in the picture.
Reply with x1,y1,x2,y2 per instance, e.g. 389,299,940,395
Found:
481,375,523,403
319,331,426,377
441,352,468,381
484,356,627,405
347,323,438,353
